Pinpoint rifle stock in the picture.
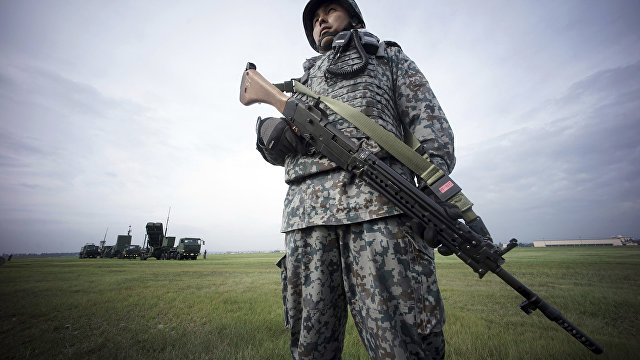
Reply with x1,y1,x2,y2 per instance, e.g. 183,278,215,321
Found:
240,63,289,113
239,62,603,355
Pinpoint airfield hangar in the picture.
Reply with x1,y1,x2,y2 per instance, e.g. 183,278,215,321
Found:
532,237,632,247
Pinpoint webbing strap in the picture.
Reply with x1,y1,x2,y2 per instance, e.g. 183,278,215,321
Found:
293,81,437,180
291,80,477,222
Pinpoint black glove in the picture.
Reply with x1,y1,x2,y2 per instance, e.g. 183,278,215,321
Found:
410,201,462,256
256,117,308,166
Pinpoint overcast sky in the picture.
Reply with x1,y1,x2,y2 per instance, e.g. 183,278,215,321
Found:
1,0,639,254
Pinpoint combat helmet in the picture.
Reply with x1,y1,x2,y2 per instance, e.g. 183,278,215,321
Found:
303,0,365,52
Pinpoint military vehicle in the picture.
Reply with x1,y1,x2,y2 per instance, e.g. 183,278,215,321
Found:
102,234,132,258
176,237,205,260
98,227,109,257
141,208,182,260
140,222,179,260
79,243,100,258
140,222,162,260
119,244,142,259
159,208,179,259
160,236,178,260
99,245,113,258
99,226,133,258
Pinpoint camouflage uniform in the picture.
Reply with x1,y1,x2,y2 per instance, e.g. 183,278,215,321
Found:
264,38,455,359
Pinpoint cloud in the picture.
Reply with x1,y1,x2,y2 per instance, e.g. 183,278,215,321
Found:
455,61,640,242
0,63,155,191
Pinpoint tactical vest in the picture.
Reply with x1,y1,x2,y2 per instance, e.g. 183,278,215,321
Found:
284,42,412,184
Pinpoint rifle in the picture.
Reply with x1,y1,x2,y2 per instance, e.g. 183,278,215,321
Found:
239,63,603,354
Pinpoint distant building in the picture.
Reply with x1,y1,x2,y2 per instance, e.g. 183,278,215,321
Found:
533,238,624,247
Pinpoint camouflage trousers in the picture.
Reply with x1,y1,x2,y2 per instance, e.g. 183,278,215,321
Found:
277,215,446,360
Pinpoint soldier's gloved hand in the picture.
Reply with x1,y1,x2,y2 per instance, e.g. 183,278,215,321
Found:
410,220,442,249
439,201,463,221
257,116,307,153
410,201,462,256
435,202,463,256
256,117,309,166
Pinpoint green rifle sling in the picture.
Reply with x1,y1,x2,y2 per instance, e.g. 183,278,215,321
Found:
289,80,478,222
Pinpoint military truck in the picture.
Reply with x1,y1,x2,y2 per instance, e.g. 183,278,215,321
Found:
140,222,162,260
140,222,178,260
102,234,132,258
79,243,100,258
119,244,142,259
98,227,109,257
99,245,113,258
176,237,205,260
160,236,178,260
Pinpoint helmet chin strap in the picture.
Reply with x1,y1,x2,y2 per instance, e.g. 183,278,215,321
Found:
316,22,357,52
317,31,339,52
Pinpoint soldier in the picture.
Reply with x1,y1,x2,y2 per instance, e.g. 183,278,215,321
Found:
256,1,455,359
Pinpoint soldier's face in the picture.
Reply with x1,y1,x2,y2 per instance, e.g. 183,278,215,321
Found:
312,3,351,52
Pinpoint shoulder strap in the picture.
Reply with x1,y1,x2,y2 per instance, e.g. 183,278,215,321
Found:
291,80,479,223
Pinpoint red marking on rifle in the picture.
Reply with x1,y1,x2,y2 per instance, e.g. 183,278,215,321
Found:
439,181,454,193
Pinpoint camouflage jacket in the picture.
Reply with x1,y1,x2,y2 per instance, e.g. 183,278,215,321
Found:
268,39,455,232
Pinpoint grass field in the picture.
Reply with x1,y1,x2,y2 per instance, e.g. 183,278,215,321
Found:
0,247,638,359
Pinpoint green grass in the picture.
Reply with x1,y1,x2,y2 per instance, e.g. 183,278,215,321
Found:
0,247,638,359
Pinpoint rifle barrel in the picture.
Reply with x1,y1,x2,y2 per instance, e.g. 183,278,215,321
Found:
494,267,604,354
